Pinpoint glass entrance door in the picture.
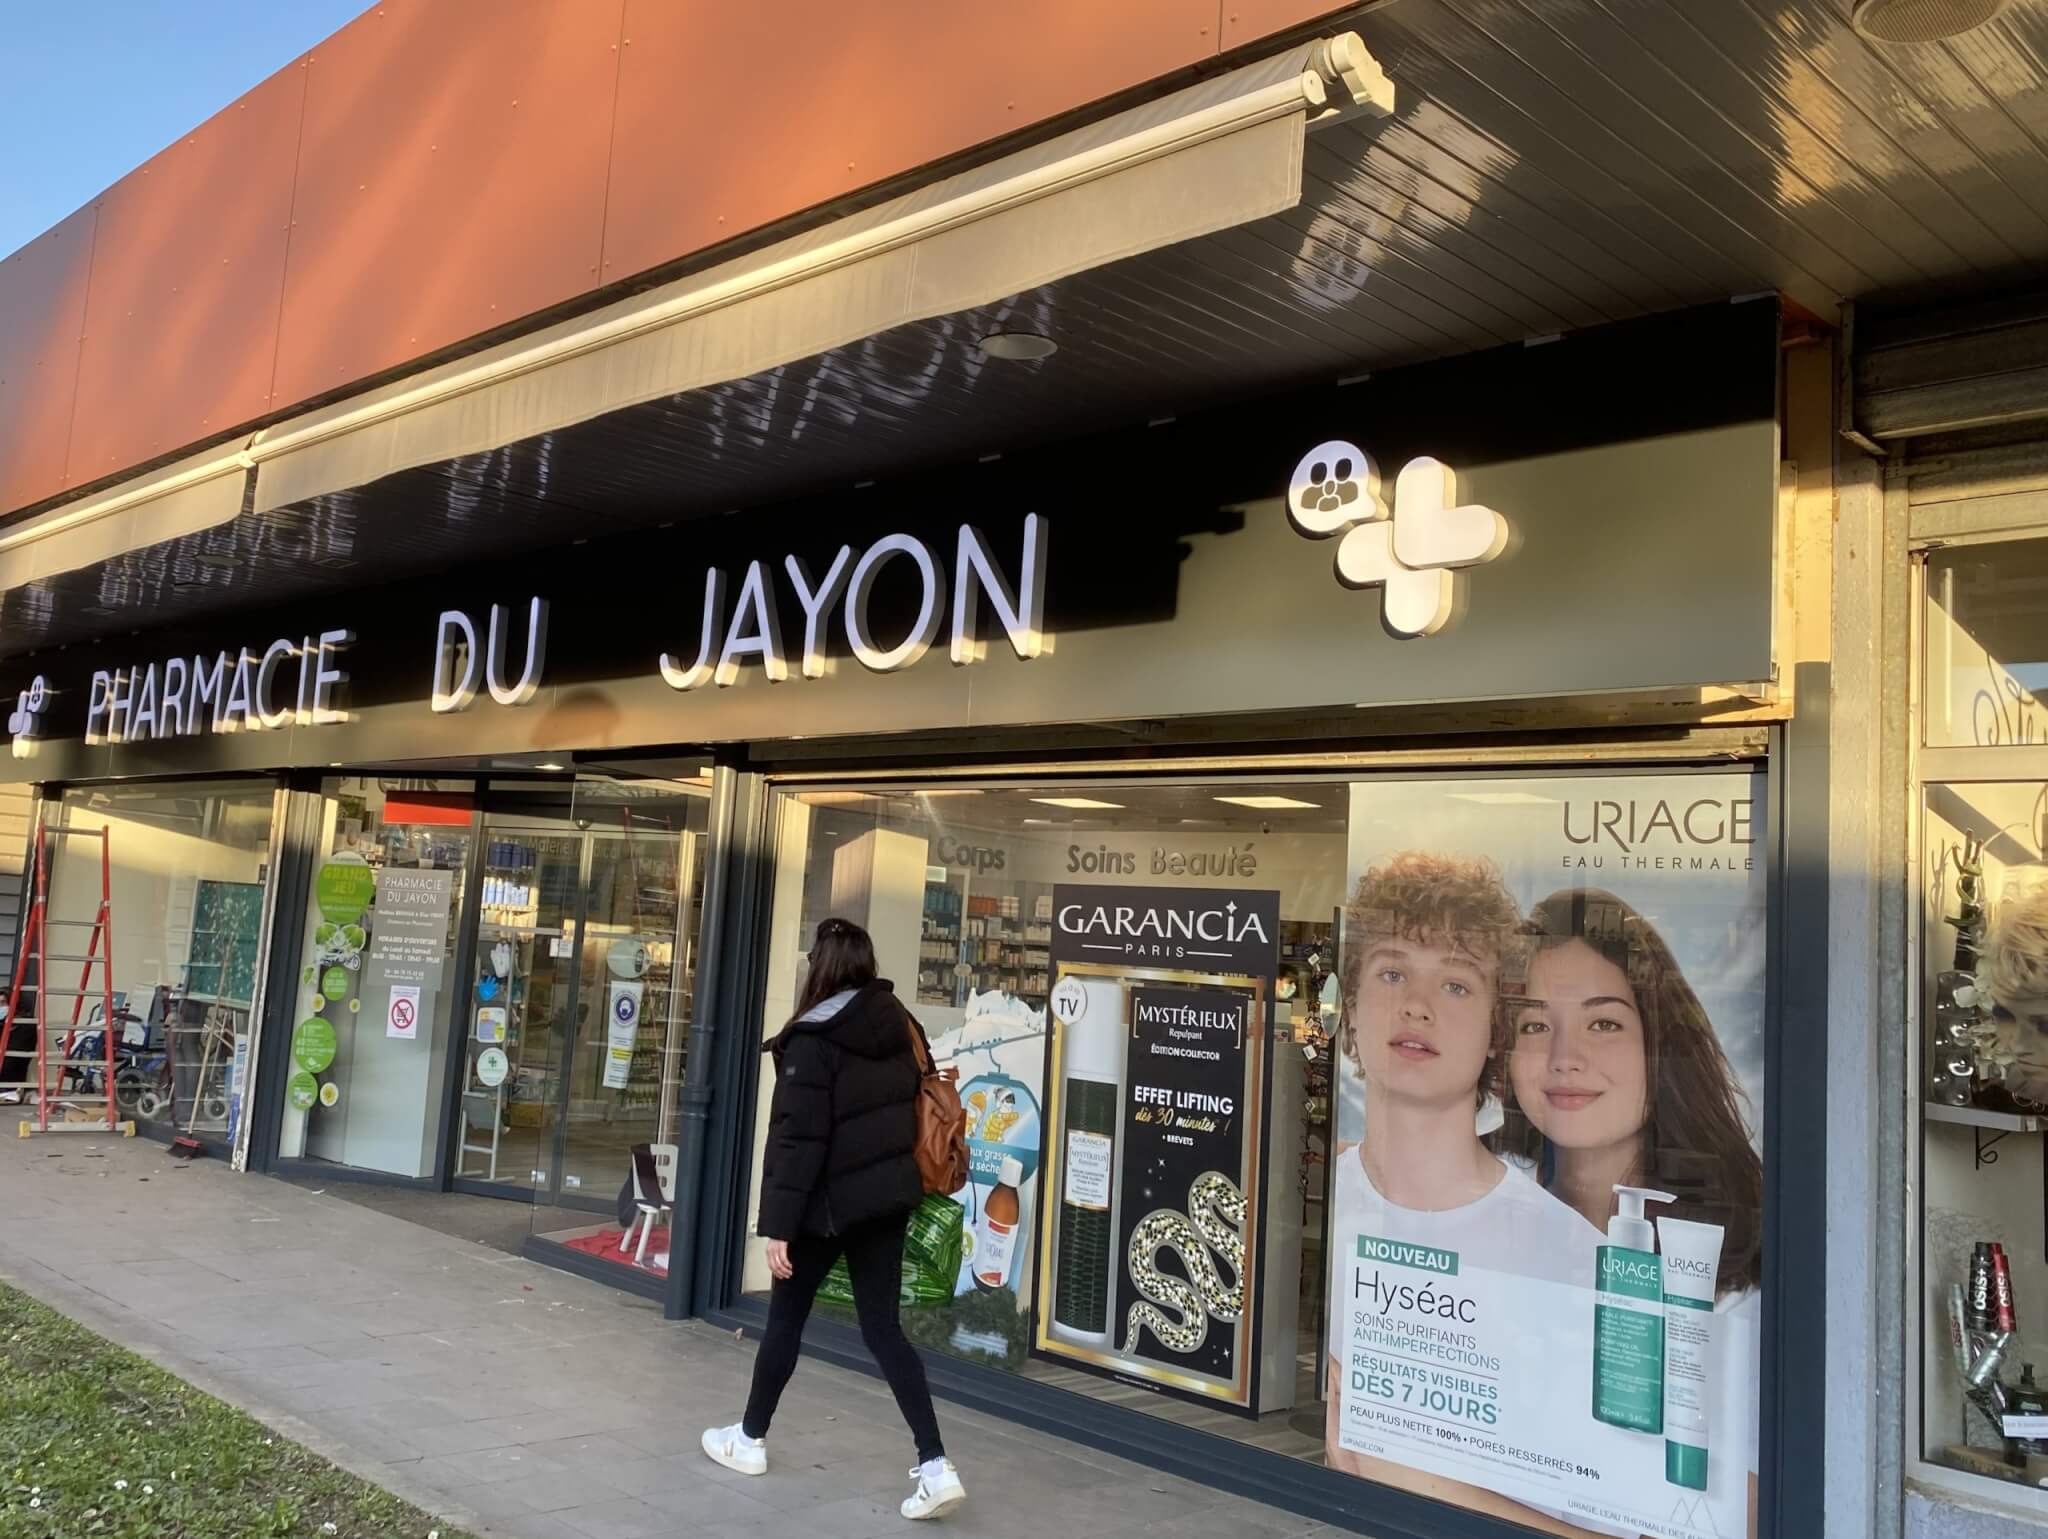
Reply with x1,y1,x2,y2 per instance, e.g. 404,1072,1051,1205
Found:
522,779,709,1276
455,817,585,1193
454,779,709,1270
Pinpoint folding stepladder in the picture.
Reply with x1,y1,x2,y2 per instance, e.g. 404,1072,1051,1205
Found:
5,818,134,1137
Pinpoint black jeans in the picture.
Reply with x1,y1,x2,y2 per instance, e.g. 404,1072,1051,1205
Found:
742,1211,946,1464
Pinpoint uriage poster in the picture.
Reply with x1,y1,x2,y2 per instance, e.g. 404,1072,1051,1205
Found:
1328,772,1765,1539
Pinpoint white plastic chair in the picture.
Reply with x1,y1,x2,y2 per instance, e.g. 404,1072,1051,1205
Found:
620,1141,678,1265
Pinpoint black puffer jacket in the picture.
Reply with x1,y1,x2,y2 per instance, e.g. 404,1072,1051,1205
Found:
757,980,923,1241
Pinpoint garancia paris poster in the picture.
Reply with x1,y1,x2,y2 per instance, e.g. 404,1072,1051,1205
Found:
1328,772,1765,1539
1036,885,1278,1410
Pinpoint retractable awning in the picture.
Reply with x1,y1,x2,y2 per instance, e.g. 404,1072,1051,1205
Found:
0,440,252,594
245,34,1390,518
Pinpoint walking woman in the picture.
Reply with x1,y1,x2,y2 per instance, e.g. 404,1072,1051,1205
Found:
702,917,966,1521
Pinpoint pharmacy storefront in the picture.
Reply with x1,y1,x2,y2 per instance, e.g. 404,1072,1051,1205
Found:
0,301,1817,1538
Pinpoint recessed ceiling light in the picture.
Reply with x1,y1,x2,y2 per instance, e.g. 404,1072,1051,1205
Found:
1851,0,2007,43
979,331,1058,362
1030,796,1124,810
1213,795,1321,810
916,789,983,798
535,761,564,771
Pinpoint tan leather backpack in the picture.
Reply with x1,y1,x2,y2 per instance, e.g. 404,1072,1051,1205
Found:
906,1012,970,1196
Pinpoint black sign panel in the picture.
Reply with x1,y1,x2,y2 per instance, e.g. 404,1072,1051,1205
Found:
0,301,1780,783
1117,985,1254,1383
1037,884,1278,1410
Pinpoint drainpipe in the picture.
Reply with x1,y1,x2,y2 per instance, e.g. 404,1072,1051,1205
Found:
665,765,742,1320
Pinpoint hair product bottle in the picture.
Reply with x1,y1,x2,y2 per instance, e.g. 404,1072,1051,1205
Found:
1993,1243,2020,1333
1969,1242,1998,1331
1592,1185,1674,1433
974,1157,1024,1291
1052,975,1121,1345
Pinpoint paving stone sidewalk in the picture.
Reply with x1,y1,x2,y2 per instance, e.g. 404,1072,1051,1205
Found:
0,1139,1339,1539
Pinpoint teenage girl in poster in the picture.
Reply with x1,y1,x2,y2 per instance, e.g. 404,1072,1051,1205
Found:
1502,887,1763,1535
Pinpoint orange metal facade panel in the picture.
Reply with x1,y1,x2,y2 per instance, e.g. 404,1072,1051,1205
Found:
66,68,306,486
1220,1,1356,51
270,0,625,408
0,209,96,513
599,0,1222,284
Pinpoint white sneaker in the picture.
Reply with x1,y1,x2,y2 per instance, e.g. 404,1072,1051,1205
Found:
901,1458,965,1520
700,1423,767,1476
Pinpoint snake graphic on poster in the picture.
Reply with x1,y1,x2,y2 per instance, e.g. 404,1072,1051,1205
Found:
1121,1170,1247,1356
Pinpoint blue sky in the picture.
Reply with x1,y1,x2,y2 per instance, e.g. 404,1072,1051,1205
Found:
1,2,367,257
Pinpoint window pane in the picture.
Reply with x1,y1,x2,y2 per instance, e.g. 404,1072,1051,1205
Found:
1921,779,2048,1489
741,772,1769,1539
1928,542,2048,748
25,780,276,1141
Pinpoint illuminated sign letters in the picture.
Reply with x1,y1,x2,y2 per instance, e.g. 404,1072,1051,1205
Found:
661,516,1048,692
85,630,354,744
432,598,550,713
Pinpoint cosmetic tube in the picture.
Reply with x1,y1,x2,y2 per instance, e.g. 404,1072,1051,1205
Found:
1656,1217,1724,1492
1051,975,1122,1346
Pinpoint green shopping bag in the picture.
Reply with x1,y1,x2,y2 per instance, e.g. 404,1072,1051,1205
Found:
818,1194,964,1308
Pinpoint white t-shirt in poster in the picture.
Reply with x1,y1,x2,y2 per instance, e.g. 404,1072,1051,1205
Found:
1330,1147,1602,1288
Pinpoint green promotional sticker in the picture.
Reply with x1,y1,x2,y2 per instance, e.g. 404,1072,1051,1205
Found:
293,1018,337,1074
286,1071,318,1111
314,859,375,924
321,965,349,998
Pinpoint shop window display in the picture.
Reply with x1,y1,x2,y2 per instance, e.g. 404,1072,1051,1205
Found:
1920,780,2048,1490
748,774,1768,1538
26,781,277,1141
276,778,474,1178
273,773,709,1274
1916,540,2048,1504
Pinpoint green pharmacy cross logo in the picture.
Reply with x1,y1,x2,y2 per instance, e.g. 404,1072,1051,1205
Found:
7,676,47,760
1288,441,1509,638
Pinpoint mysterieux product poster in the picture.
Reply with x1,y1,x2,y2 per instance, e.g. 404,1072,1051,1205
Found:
1034,884,1280,1411
1327,772,1765,1539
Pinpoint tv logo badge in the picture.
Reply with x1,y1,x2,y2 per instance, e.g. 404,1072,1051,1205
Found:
1288,442,1508,637
7,676,47,759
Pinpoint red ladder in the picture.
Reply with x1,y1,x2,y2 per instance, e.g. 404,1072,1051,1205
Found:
6,819,134,1137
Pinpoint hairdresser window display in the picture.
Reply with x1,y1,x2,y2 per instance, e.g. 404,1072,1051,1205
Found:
1327,774,1766,1539
1919,783,2048,1489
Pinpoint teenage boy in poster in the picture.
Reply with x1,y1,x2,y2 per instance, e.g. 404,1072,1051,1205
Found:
1325,850,1607,1538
